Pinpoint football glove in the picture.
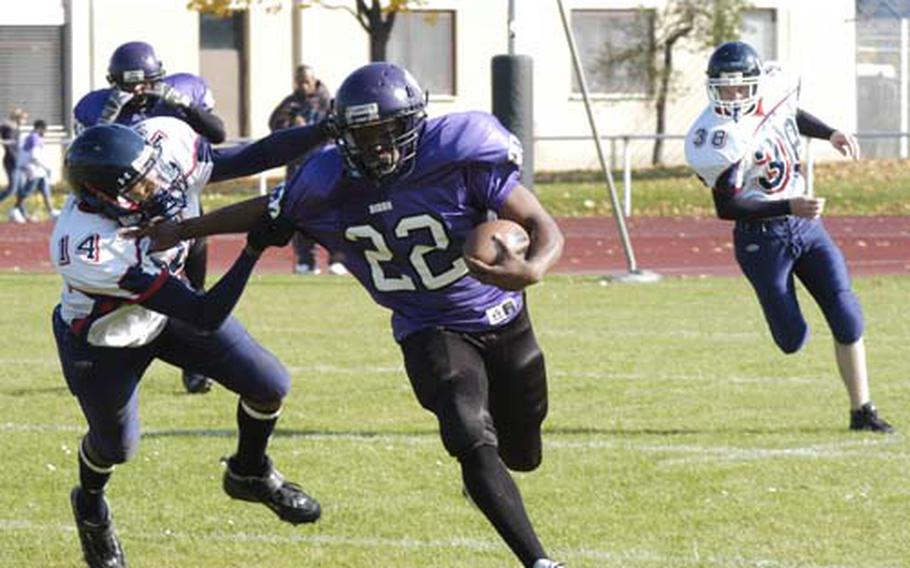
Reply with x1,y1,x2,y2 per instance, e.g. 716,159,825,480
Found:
246,213,296,255
151,82,193,109
317,116,339,140
98,90,135,123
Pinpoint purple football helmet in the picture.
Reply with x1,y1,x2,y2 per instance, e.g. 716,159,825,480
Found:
330,62,427,180
107,41,166,91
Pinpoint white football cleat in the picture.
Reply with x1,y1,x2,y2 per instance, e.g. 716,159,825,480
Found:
328,261,348,276
8,207,26,224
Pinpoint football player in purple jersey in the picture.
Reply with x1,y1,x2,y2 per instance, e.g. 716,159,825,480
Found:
685,42,893,433
74,40,226,393
131,62,566,568
53,118,331,568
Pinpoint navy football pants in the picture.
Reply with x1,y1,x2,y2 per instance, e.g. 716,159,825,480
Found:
400,304,548,472
52,306,290,464
733,217,864,353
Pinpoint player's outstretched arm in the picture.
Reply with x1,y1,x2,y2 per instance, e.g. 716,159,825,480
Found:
796,108,860,160
209,124,329,183
465,184,564,290
125,195,269,252
138,211,292,329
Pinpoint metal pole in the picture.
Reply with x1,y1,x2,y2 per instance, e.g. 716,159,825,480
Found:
901,18,908,158
622,137,632,217
507,0,516,55
556,0,640,273
804,138,814,197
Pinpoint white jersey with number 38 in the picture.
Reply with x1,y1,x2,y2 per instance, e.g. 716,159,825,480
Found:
50,117,213,347
685,65,805,202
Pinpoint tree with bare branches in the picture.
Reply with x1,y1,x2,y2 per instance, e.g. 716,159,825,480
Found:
596,0,750,165
187,0,425,61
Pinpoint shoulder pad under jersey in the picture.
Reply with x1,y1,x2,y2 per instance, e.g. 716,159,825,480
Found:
163,73,216,111
420,111,523,170
73,89,116,129
684,107,753,188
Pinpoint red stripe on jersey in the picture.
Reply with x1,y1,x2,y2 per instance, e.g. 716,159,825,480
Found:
131,269,170,304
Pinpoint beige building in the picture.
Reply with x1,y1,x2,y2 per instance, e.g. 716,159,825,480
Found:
0,0,857,176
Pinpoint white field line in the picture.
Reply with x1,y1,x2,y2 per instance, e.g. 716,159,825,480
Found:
2,422,903,464
0,519,885,568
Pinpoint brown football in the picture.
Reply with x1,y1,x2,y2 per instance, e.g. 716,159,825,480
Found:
463,219,530,264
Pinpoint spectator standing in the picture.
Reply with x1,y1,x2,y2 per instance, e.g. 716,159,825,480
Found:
0,108,27,204
268,64,346,275
9,119,59,223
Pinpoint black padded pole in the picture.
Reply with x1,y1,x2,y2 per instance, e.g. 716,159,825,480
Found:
491,54,534,189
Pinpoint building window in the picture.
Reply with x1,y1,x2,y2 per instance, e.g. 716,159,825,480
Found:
741,9,777,61
0,26,65,126
571,9,654,96
200,13,247,138
387,10,455,96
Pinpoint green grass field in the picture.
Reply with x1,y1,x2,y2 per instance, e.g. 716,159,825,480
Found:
1,273,908,567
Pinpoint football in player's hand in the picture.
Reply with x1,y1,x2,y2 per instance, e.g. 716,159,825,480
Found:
463,219,530,265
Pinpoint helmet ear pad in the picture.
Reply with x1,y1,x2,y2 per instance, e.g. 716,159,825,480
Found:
329,62,427,180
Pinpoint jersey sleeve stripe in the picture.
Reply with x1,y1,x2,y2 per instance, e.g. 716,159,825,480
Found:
119,267,170,303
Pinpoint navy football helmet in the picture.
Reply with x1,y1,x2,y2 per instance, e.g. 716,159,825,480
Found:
107,41,166,92
330,62,427,180
706,41,763,118
65,124,187,225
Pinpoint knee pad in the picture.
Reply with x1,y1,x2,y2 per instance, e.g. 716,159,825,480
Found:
827,290,864,345
244,355,291,404
437,393,496,460
86,428,138,466
767,312,808,354
498,429,542,472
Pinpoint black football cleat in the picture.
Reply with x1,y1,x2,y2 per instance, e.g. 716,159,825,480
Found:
222,456,321,524
70,487,127,568
850,403,895,434
182,371,213,394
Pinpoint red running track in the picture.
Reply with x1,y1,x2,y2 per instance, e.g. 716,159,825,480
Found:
3,216,909,278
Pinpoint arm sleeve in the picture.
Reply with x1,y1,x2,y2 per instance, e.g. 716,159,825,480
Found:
136,249,259,330
796,109,836,140
179,105,227,144
711,162,792,221
209,124,326,183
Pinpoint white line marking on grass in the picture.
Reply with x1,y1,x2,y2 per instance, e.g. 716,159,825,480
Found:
0,519,881,568
549,369,826,385
2,423,904,461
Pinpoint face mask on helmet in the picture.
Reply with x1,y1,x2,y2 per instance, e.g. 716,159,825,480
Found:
66,128,187,226
107,41,166,102
112,154,188,225
330,63,427,181
707,73,762,117
705,41,763,119
340,113,421,179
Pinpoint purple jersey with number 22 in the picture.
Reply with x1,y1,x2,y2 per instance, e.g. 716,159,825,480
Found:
275,111,525,341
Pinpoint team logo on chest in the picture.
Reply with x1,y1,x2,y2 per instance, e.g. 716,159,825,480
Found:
368,200,393,215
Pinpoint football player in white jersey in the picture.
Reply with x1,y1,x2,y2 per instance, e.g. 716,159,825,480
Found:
685,41,892,433
51,119,328,568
